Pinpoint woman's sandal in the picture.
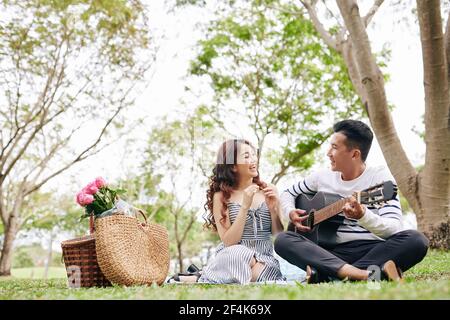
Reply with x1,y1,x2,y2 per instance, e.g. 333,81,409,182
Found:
166,272,200,284
187,264,201,274
166,264,202,284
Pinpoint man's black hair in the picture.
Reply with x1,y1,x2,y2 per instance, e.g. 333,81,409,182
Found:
333,120,373,162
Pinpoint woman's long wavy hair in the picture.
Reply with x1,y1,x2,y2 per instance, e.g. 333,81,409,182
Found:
203,139,266,231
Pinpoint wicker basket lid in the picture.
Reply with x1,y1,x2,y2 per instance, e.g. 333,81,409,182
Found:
61,234,95,248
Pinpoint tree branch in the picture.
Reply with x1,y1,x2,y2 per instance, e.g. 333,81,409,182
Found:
271,129,332,184
0,186,7,225
24,104,125,196
299,0,339,51
0,35,69,176
265,4,303,17
342,41,369,110
0,106,51,185
10,20,35,131
180,212,196,244
13,68,22,130
320,0,345,30
207,103,235,137
363,0,385,27
24,125,81,185
33,34,66,122
147,204,163,221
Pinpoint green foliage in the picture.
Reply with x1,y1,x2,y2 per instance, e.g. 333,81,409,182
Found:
176,0,206,7
1,0,150,69
0,0,154,265
399,192,412,213
113,175,177,226
0,0,151,127
12,250,34,268
19,190,90,238
80,186,127,219
188,0,372,182
138,111,223,266
142,108,219,191
12,245,58,268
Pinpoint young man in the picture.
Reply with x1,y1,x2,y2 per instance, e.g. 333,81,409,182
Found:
274,120,429,283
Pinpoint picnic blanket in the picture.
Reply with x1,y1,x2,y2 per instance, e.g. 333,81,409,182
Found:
165,253,307,285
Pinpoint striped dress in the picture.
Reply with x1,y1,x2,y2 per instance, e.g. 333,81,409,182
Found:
198,201,284,284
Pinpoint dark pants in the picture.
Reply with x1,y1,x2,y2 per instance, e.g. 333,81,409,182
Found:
274,229,429,280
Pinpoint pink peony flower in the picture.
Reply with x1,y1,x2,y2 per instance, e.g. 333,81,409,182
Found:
76,192,94,206
76,191,85,206
83,182,98,195
76,177,122,219
94,177,107,189
83,194,94,205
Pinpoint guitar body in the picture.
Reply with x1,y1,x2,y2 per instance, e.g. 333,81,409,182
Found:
287,192,344,248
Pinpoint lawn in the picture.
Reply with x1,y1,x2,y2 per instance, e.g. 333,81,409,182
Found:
11,267,67,279
0,250,449,300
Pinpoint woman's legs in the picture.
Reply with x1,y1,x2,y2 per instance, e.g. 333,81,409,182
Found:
250,257,265,282
176,256,265,283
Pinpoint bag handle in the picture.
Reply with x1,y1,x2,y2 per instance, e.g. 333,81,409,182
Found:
89,214,95,234
134,208,148,224
89,205,148,230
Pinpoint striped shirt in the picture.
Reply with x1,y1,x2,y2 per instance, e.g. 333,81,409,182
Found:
280,165,406,243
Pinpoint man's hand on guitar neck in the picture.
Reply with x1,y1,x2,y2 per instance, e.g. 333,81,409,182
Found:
342,196,366,220
289,209,311,232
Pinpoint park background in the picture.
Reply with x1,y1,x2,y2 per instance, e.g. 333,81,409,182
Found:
0,0,449,299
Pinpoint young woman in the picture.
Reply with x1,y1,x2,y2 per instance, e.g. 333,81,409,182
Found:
194,139,285,284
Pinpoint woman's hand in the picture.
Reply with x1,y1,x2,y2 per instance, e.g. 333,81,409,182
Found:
241,184,260,210
263,183,284,234
262,184,280,212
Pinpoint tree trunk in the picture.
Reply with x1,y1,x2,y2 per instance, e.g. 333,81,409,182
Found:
177,243,184,273
333,0,450,248
336,0,422,217
0,218,18,276
416,0,450,248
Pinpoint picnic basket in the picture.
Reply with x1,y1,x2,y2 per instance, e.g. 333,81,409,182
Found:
60,216,111,288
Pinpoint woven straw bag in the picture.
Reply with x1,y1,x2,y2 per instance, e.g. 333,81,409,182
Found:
94,210,170,286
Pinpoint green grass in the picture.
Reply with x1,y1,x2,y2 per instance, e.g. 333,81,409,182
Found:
0,250,449,300
11,267,67,279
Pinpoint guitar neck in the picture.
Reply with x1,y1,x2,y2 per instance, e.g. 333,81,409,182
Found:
312,198,349,225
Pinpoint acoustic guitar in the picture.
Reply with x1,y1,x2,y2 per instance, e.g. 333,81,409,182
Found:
287,181,398,247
